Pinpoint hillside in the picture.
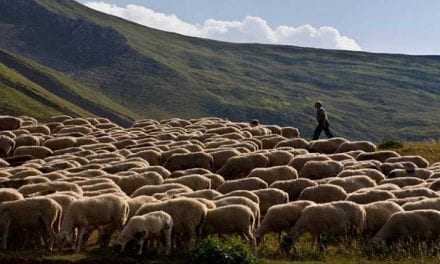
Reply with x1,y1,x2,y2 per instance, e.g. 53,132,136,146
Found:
1,0,440,140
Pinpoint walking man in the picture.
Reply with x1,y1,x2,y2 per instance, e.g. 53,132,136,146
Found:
313,101,334,140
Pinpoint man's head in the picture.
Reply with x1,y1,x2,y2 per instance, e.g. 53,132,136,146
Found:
314,101,322,109
250,119,260,127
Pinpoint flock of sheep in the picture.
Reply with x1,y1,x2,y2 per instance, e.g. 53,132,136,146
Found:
0,115,440,256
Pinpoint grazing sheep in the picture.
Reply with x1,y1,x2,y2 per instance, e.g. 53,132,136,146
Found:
328,176,376,193
300,160,344,180
165,174,211,191
203,174,225,189
362,201,403,237
386,156,429,168
177,189,222,200
131,183,192,197
252,188,289,216
392,187,439,199
116,211,173,255
202,205,256,248
346,189,396,204
247,166,298,185
208,149,241,171
381,177,425,188
402,197,440,211
289,154,331,171
217,177,268,194
337,169,385,183
357,151,400,162
0,197,62,250
215,190,260,204
372,210,440,246
136,198,207,249
128,150,162,166
388,168,433,180
14,146,53,159
265,150,294,166
298,184,347,203
0,116,22,131
18,182,83,197
127,196,158,218
164,152,213,171
43,137,77,151
380,162,417,176
0,188,24,202
336,141,376,153
287,201,365,251
217,153,269,180
59,194,129,252
270,178,317,201
117,172,164,195
308,138,348,154
214,196,260,228
256,201,315,244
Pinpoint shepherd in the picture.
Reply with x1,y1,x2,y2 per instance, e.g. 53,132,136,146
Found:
313,101,334,140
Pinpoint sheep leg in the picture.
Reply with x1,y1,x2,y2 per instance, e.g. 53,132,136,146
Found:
75,227,87,253
1,217,11,250
137,238,145,255
164,229,172,255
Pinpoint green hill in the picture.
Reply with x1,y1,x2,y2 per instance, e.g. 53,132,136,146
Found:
1,0,440,140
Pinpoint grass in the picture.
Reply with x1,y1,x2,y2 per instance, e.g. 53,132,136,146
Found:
379,140,440,164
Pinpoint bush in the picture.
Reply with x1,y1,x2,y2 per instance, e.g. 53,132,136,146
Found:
190,237,257,264
379,140,403,150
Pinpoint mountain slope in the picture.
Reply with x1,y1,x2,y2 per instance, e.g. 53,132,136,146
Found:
1,0,440,140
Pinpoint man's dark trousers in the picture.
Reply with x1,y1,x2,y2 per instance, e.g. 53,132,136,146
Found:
313,123,334,140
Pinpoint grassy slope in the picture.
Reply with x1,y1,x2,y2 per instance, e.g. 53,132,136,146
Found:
0,49,139,125
1,0,440,140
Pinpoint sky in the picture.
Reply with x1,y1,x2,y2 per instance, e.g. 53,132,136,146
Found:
79,0,440,55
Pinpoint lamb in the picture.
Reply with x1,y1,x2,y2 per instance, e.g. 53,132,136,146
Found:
165,174,211,191
298,184,348,203
270,178,317,201
164,152,213,171
0,188,24,202
362,201,403,237
58,194,129,252
336,141,376,153
300,160,344,180
256,201,315,245
252,188,289,216
217,177,268,194
346,189,396,204
385,155,429,168
136,198,207,249
115,211,173,255
328,176,376,193
217,153,269,180
372,210,440,246
0,197,62,250
202,205,256,248
247,166,298,185
286,201,365,251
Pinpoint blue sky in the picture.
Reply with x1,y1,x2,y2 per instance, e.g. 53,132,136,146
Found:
79,0,440,55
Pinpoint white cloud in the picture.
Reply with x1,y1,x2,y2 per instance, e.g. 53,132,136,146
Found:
83,1,362,51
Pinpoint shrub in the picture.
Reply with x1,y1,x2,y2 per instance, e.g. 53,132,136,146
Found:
190,237,257,264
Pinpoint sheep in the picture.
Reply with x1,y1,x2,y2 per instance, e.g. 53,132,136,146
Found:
300,160,344,180
247,166,298,185
276,138,309,149
388,168,433,180
336,141,376,153
270,178,318,201
217,177,268,194
117,172,164,195
214,196,260,228
265,150,294,166
392,187,439,199
0,116,22,131
381,177,425,188
208,149,241,171
127,196,158,218
164,152,213,171
328,176,376,193
177,189,222,200
298,184,348,204
136,198,207,249
256,201,315,245
217,153,269,180
14,146,53,159
128,150,162,166
362,201,403,237
0,197,62,250
115,211,173,255
203,174,225,189
215,190,260,204
380,162,417,176
385,155,429,168
14,135,40,148
58,194,129,252
131,183,192,197
0,188,24,203
308,138,348,154
170,168,211,178
165,174,211,191
252,188,289,216
289,154,331,171
133,166,171,178
43,137,77,151
18,182,83,197
286,201,365,251
372,210,440,246
357,151,400,162
346,189,396,204
202,205,256,248
402,197,440,211
337,169,385,183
